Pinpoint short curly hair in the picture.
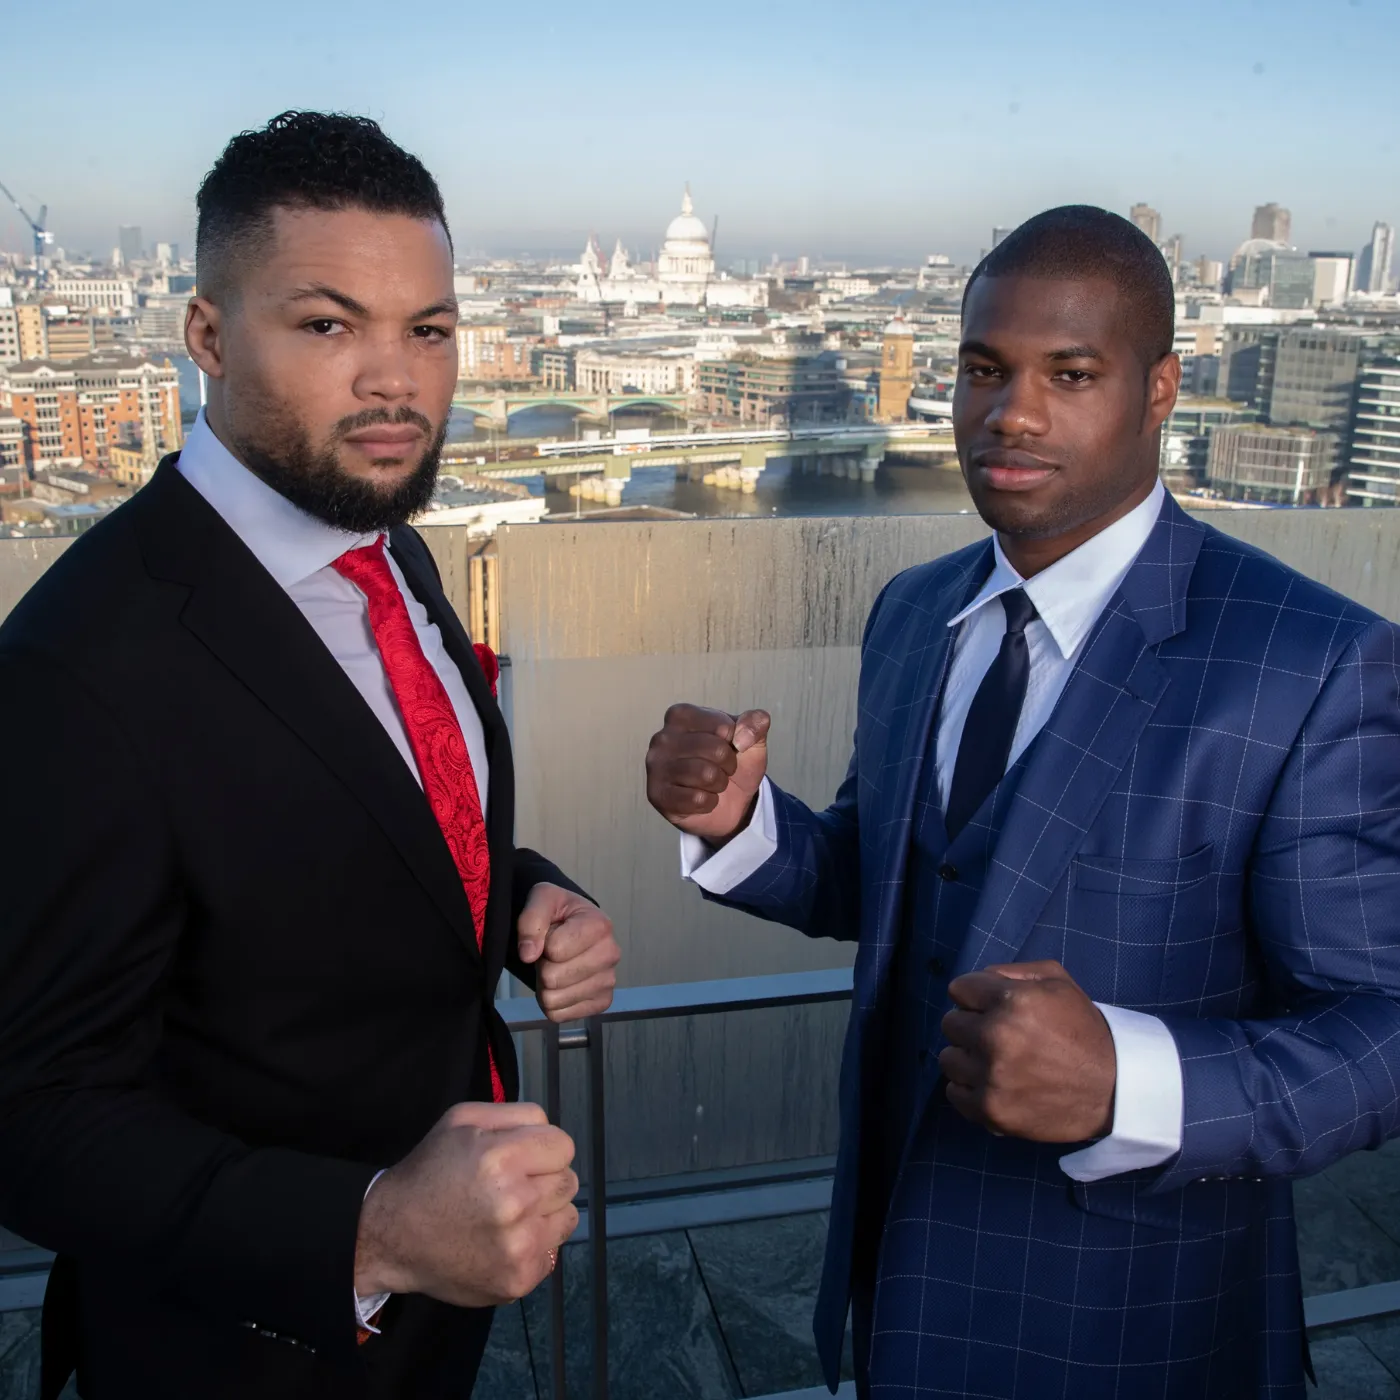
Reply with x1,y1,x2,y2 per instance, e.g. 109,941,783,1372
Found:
195,111,450,302
963,205,1174,369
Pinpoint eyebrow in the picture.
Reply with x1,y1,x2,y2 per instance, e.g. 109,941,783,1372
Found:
1048,344,1105,362
958,339,1002,361
285,284,460,322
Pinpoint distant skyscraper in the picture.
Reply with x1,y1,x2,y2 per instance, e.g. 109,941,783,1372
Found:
1161,233,1184,274
1356,222,1396,294
1194,256,1224,290
155,242,180,268
1130,204,1162,244
1347,357,1400,506
1251,203,1291,244
118,226,143,265
991,226,1012,249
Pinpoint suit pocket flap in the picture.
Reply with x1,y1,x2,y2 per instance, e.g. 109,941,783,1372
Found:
1069,1176,1257,1238
1072,844,1213,896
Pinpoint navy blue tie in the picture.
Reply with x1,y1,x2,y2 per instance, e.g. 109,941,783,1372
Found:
945,588,1038,840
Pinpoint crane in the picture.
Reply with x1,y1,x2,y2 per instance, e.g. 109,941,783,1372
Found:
0,178,53,285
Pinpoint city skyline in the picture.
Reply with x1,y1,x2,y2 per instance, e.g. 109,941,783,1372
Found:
1,0,1396,267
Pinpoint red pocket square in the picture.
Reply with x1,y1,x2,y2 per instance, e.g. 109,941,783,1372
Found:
473,642,499,699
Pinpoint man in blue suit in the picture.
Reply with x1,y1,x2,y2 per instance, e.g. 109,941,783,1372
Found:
644,206,1400,1398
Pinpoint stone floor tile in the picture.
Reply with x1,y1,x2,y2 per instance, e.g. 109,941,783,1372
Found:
1318,1139,1400,1247
522,1232,738,1400
0,1311,40,1400
1309,1334,1400,1399
1319,1314,1400,1384
476,1300,537,1400
1295,1173,1400,1296
687,1212,853,1395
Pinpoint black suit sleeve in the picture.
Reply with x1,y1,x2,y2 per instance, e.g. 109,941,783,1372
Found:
0,649,375,1363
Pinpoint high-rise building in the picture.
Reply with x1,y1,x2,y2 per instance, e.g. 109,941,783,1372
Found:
877,316,915,422
155,242,180,267
0,291,19,367
1347,357,1400,506
1130,204,1162,244
1310,252,1354,306
1193,257,1224,290
117,226,143,265
1252,203,1292,244
1218,326,1367,476
1161,233,1184,275
1356,222,1396,294
991,227,1012,249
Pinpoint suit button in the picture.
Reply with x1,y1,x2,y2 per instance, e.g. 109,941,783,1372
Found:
938,862,958,882
928,956,946,976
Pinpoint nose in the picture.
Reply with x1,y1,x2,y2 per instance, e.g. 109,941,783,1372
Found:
352,331,418,405
984,371,1049,439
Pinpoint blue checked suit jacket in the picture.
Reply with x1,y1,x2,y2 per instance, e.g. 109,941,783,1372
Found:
711,493,1400,1398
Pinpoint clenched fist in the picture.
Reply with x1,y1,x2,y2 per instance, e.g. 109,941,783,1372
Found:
645,703,771,845
355,1101,578,1308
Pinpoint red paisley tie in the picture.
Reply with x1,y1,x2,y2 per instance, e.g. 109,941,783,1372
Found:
332,537,505,1107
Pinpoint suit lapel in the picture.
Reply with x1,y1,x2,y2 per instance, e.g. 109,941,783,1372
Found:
951,493,1207,979
134,462,480,957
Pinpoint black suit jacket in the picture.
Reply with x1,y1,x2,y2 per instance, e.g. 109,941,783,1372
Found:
0,459,585,1399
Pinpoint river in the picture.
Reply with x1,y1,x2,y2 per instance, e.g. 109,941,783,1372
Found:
449,404,976,520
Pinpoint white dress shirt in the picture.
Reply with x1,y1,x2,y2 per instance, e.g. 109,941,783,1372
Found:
682,480,1184,1183
176,409,489,1329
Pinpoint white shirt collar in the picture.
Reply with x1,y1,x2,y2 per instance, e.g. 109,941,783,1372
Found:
175,409,377,588
948,479,1166,661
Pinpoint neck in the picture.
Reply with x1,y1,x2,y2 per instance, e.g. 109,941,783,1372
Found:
998,474,1158,579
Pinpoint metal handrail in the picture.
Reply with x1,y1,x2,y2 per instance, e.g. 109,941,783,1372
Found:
498,967,855,1400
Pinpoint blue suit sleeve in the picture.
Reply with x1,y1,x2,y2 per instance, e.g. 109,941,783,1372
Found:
1155,616,1400,1188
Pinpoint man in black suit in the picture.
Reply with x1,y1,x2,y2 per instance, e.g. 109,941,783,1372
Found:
0,111,621,1400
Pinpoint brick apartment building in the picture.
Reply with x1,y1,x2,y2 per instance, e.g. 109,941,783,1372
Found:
456,323,540,384
0,354,183,469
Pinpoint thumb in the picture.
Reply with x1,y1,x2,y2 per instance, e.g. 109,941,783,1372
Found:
731,709,771,755
981,960,1068,983
517,883,566,963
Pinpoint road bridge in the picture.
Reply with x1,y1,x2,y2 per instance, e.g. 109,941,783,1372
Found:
463,422,956,500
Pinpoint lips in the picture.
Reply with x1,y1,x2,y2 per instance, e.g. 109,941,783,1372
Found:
343,425,424,458
971,450,1058,492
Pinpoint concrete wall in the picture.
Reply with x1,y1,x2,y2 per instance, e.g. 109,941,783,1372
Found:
4,507,1400,1182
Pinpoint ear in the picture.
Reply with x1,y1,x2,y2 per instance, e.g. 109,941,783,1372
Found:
184,296,226,380
1144,351,1181,434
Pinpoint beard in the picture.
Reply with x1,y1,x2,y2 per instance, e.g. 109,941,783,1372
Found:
229,397,448,535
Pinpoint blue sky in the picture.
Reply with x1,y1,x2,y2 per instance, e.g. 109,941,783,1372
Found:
1,0,1394,266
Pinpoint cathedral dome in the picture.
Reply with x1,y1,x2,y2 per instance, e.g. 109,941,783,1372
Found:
664,188,710,248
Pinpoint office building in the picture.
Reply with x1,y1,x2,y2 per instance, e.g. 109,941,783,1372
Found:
1357,222,1396,295
1193,257,1224,291
1130,204,1162,244
1310,252,1354,307
0,299,19,366
0,354,183,468
877,316,915,422
42,312,97,362
991,227,1012,249
1252,203,1292,244
1218,326,1367,479
1158,397,1255,491
43,276,137,312
456,324,539,384
574,345,694,394
117,226,143,265
697,350,848,425
1347,358,1400,507
1228,243,1313,308
16,304,45,362
155,242,180,267
538,346,575,390
1207,423,1334,504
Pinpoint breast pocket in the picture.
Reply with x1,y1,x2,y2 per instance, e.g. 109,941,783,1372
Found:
1069,845,1216,1006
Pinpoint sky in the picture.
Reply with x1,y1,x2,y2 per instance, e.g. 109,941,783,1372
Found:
0,0,1395,269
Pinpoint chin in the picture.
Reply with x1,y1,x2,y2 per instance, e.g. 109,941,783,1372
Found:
970,487,1071,540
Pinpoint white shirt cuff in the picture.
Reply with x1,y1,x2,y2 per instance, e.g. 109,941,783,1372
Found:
1058,1003,1183,1183
679,778,778,895
355,1168,390,1331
